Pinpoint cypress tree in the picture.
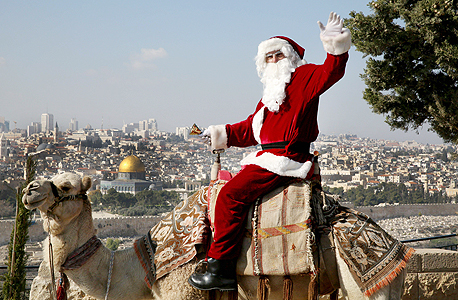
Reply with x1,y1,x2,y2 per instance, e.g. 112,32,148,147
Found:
2,156,36,300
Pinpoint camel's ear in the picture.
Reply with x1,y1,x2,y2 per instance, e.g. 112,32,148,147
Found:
81,176,92,193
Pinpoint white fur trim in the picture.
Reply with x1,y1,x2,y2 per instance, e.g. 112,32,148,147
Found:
252,108,264,144
257,38,290,58
240,151,313,178
209,124,228,150
320,28,351,55
255,38,306,78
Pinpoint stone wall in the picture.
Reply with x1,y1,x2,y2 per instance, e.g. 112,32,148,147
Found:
2,202,458,244
349,203,458,221
0,216,162,246
0,220,14,245
403,248,458,300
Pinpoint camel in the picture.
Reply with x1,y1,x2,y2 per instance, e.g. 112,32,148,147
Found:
22,172,406,300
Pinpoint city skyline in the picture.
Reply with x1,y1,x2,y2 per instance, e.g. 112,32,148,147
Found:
0,1,445,145
0,112,448,145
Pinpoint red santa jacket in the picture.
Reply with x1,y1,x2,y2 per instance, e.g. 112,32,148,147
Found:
210,52,348,179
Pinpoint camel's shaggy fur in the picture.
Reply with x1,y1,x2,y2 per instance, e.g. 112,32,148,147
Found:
154,261,206,300
23,172,404,300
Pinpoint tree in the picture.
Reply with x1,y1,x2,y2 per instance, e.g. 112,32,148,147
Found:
0,183,16,218
2,156,35,299
88,190,103,209
346,0,458,143
106,238,120,251
102,189,135,209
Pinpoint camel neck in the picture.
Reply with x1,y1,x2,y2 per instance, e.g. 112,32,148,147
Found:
47,206,97,268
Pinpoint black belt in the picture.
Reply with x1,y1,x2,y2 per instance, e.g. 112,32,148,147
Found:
261,141,310,154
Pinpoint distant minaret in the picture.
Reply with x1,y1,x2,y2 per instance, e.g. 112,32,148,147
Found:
54,122,59,143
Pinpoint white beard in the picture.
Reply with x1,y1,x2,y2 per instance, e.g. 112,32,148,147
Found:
260,58,296,113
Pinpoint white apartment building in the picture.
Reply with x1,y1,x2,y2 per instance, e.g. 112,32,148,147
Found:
41,113,54,133
69,118,78,131
176,126,190,140
139,119,158,132
27,122,41,136
122,123,138,134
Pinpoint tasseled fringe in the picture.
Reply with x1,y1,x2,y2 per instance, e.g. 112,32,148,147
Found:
363,247,415,297
330,289,339,300
308,272,318,300
257,275,270,300
227,290,238,300
56,272,69,300
283,275,293,300
209,289,237,300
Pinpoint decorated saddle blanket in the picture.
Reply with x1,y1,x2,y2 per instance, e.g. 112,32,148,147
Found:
208,179,316,276
137,187,209,280
322,192,415,297
134,180,414,297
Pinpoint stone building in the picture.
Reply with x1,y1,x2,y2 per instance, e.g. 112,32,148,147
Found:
0,133,7,159
100,154,161,194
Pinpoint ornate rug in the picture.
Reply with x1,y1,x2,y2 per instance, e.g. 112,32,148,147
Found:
144,186,209,279
329,205,415,297
208,179,315,276
134,181,413,297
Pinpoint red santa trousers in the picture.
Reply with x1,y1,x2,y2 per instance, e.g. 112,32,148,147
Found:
207,164,292,260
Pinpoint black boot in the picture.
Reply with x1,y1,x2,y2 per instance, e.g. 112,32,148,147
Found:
188,257,237,291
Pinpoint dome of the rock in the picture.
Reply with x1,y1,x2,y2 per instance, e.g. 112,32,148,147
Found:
118,155,146,173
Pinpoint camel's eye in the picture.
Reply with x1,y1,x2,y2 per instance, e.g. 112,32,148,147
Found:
60,186,71,192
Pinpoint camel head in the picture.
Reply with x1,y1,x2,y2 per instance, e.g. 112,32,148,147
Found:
22,172,92,233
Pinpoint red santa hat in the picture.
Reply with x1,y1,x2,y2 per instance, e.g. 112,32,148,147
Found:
255,36,306,77
257,36,305,59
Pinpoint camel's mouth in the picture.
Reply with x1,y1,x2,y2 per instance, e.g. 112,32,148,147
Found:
22,195,47,210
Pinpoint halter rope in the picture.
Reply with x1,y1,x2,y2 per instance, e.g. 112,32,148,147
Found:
105,251,115,300
47,181,88,214
47,212,57,300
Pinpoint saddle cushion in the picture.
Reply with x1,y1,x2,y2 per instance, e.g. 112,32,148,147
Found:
147,187,209,279
208,179,315,276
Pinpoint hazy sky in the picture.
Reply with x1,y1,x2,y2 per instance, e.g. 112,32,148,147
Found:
0,0,445,144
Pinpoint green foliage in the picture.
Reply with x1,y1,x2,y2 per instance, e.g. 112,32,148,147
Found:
0,185,16,218
106,238,120,251
103,188,136,208
329,181,451,206
346,0,458,143
135,189,181,207
116,206,158,216
95,188,181,215
2,156,35,300
88,189,103,209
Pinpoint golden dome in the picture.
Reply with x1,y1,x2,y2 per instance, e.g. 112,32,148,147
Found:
118,155,146,173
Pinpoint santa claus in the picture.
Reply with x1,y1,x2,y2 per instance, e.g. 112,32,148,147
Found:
189,12,351,291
